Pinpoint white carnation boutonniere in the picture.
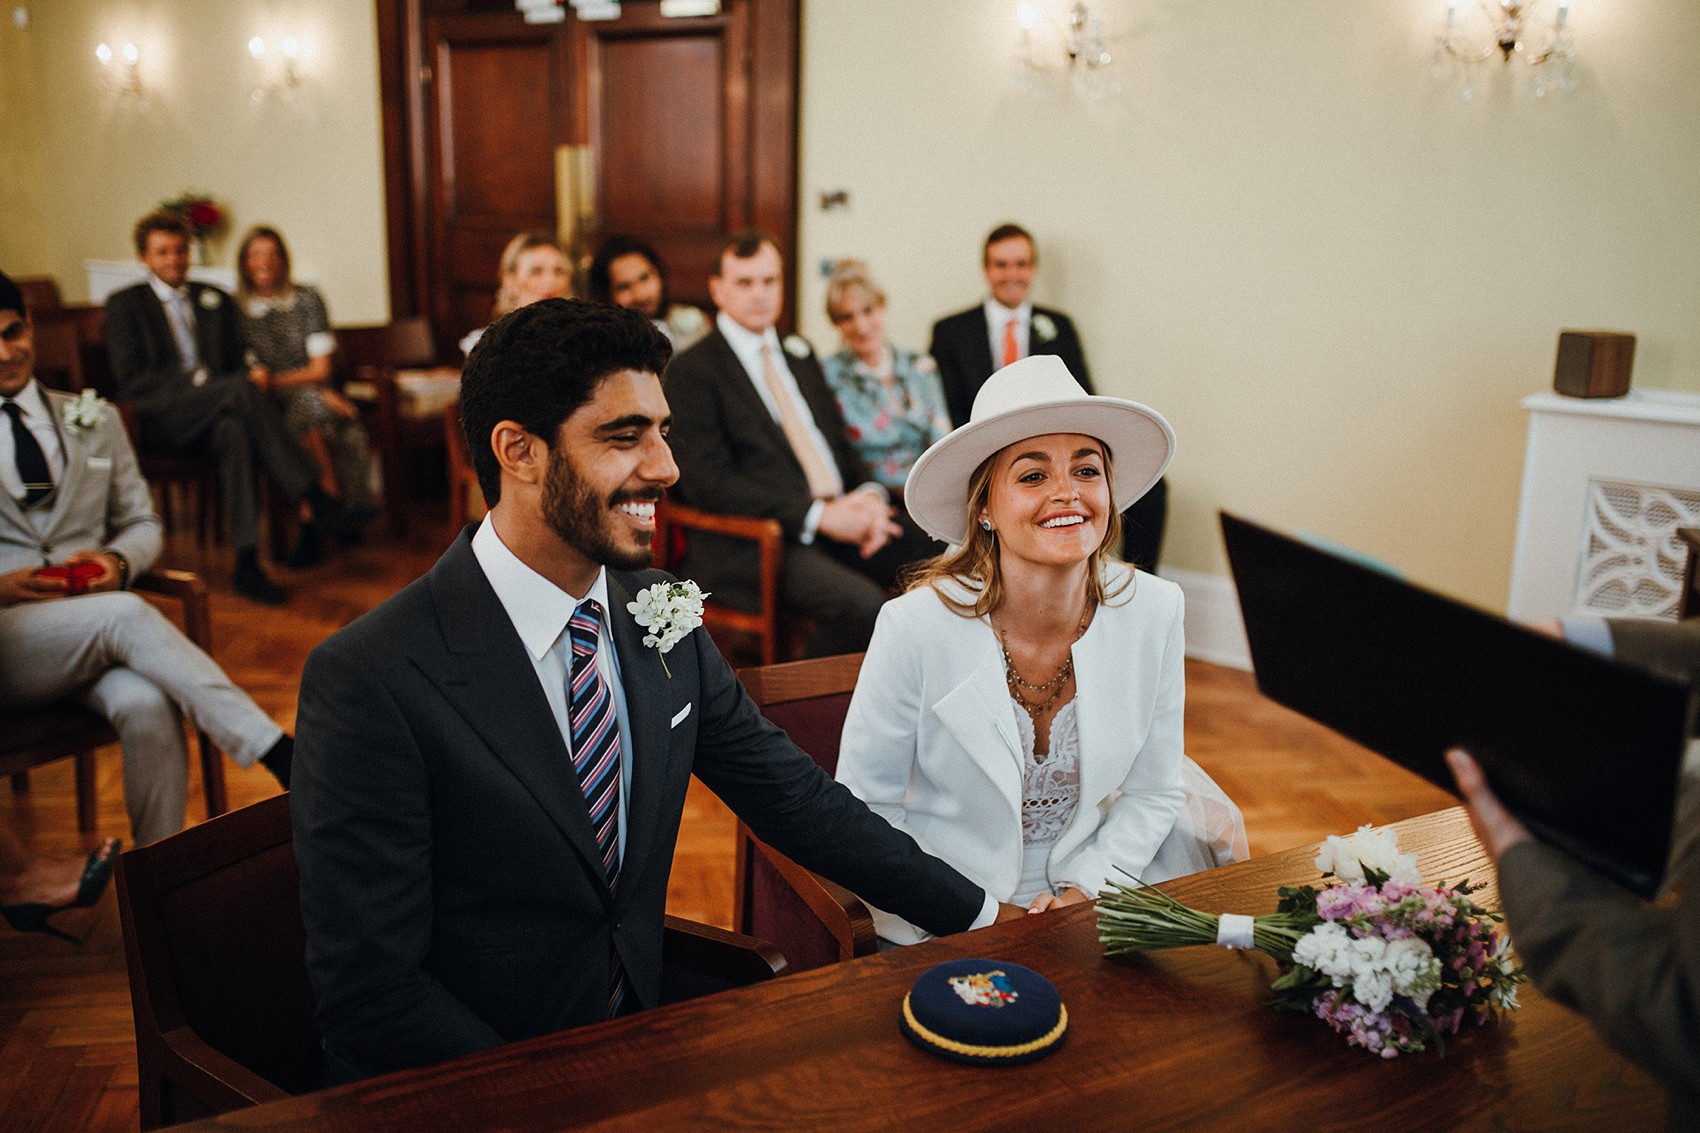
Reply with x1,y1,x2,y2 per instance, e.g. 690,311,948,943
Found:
1031,312,1058,343
197,289,222,311
782,334,812,360
60,389,106,435
627,580,708,677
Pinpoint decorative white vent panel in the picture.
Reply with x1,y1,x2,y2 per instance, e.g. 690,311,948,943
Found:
1574,480,1700,617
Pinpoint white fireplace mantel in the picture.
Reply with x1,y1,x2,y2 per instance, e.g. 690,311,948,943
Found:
1508,388,1700,625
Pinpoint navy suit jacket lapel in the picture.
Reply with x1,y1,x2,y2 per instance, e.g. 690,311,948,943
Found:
421,533,613,899
605,570,671,904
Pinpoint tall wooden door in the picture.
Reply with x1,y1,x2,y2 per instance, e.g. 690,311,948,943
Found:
379,0,800,353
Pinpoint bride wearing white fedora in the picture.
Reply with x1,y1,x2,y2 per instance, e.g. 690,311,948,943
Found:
835,355,1245,945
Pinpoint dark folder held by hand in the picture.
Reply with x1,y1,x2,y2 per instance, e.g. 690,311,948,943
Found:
1221,510,1695,899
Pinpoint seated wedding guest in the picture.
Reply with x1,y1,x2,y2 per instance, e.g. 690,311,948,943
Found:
459,231,571,356
104,211,358,604
0,271,293,846
293,298,1008,1083
0,820,117,944
836,355,1246,945
667,231,936,657
820,260,951,495
236,225,374,568
587,235,709,351
930,222,1167,571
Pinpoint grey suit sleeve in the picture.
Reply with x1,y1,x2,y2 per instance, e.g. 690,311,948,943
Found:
292,641,505,1079
682,627,986,935
97,405,163,576
1609,618,1700,687
1499,839,1700,1095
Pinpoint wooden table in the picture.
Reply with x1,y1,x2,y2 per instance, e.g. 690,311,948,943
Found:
169,808,1662,1131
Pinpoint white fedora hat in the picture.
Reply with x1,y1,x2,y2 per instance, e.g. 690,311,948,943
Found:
904,355,1174,546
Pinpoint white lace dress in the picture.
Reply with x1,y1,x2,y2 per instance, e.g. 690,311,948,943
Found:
1013,696,1248,904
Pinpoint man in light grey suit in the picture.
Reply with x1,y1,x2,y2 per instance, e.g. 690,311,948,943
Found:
0,271,290,844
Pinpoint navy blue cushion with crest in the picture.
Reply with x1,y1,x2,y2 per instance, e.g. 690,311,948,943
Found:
899,958,1067,1065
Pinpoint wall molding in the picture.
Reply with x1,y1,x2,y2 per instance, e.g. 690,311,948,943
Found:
1162,566,1251,671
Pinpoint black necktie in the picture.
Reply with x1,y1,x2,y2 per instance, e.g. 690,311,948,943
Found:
3,400,53,508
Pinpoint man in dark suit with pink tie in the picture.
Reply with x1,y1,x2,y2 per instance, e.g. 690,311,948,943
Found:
929,223,1167,570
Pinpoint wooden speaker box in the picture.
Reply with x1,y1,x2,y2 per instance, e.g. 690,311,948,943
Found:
1554,330,1635,398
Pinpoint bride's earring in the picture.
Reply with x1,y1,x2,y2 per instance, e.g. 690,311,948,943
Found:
980,519,994,532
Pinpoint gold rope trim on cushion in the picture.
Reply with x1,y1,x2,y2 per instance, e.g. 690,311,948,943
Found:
901,994,1068,1059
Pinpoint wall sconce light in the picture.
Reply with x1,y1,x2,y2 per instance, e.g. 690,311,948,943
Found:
1014,2,1121,102
95,41,150,110
248,35,310,102
1435,0,1577,100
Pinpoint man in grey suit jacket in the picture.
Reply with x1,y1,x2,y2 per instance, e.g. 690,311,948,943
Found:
0,272,290,845
929,223,1168,570
292,299,1005,1083
666,232,935,656
103,211,358,604
1449,617,1700,1131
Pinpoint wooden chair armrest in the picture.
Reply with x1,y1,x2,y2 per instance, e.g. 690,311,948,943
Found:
743,829,877,961
131,570,213,651
660,914,788,1005
154,1025,293,1110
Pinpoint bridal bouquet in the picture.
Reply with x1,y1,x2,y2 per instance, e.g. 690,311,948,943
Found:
1098,825,1525,1057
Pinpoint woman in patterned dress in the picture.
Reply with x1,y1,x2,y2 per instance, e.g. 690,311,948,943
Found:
236,225,374,566
819,261,951,497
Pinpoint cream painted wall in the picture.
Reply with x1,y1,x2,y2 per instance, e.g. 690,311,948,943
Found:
8,0,388,322
0,10,49,271
796,0,1700,611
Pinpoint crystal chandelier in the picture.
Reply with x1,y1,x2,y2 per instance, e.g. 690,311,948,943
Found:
1015,2,1121,102
1434,0,1578,100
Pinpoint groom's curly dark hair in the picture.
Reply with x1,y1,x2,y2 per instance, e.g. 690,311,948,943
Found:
459,297,672,506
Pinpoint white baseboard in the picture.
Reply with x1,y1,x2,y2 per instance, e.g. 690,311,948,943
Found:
1159,567,1251,671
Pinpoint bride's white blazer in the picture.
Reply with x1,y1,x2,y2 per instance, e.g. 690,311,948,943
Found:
837,565,1187,944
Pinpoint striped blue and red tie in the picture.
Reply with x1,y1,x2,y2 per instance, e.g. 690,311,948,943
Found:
567,599,626,1016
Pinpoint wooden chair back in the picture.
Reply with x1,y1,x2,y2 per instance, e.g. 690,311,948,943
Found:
30,317,87,392
732,653,876,972
16,275,64,313
335,316,444,536
444,399,485,532
655,501,797,667
116,793,315,1129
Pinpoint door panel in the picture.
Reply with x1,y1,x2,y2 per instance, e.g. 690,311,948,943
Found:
382,0,797,347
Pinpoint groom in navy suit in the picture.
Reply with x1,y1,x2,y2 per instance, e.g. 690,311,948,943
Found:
292,299,1003,1083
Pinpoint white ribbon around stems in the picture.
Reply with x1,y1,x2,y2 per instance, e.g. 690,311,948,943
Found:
1215,913,1256,951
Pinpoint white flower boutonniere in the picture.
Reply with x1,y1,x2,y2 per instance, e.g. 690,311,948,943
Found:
627,580,708,677
197,289,222,310
782,334,812,360
60,389,106,435
1031,313,1057,343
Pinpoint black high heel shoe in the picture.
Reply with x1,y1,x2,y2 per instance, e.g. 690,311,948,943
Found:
1,838,121,945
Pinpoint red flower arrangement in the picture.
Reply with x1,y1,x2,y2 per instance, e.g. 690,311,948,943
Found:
159,190,227,240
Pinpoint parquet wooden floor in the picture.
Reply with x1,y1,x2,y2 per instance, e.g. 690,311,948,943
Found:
0,510,1455,1132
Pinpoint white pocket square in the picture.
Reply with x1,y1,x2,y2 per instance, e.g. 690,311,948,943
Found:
86,456,113,469
670,703,692,728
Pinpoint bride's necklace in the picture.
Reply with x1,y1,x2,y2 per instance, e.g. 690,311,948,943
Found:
998,600,1093,728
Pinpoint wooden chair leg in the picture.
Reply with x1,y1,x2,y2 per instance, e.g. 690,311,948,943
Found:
197,729,229,819
74,751,97,834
